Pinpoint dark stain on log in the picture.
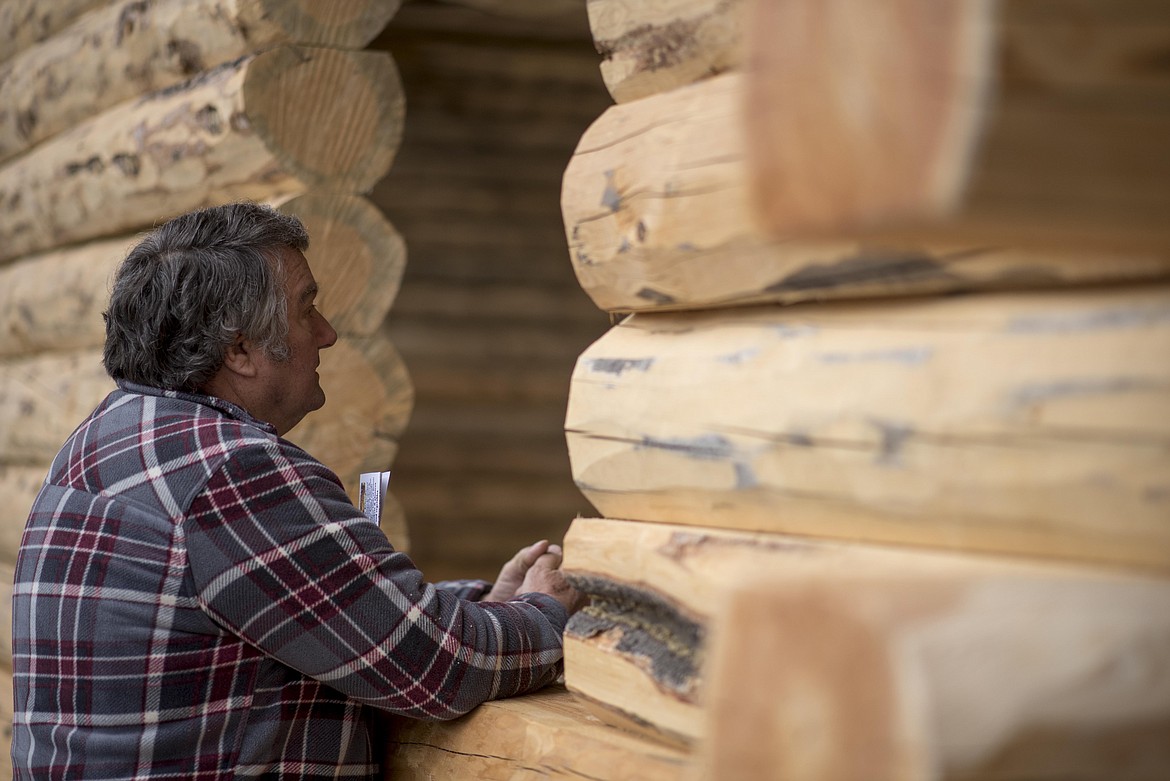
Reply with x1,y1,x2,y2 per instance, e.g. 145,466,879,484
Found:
658,531,810,564
565,574,703,695
872,419,913,465
1011,377,1169,408
636,287,676,305
152,55,247,100
115,1,150,46
766,252,955,292
587,357,653,376
112,153,140,177
638,433,736,461
594,0,738,74
167,38,205,76
194,104,224,135
16,107,36,139
64,156,104,176
1006,304,1170,335
636,220,647,242
601,170,621,211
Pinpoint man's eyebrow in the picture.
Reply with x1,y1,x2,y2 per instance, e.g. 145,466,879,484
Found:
301,283,319,303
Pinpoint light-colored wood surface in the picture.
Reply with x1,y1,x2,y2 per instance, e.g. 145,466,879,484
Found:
384,684,690,780
562,517,1170,756
0,0,104,64
0,665,12,781
0,466,43,564
0,44,404,264
587,0,746,102
0,350,114,465
0,561,11,669
286,335,414,500
0,236,129,359
566,284,1170,571
701,572,1170,781
746,0,1170,252
274,192,407,338
562,70,1170,313
0,0,402,164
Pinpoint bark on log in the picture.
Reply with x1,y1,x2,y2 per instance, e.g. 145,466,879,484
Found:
285,335,414,501
746,0,1170,252
384,685,690,780
0,237,128,360
0,0,104,64
565,284,1170,572
562,517,1170,755
0,350,114,465
0,0,403,164
0,44,405,264
274,192,407,337
700,572,1170,781
588,0,747,102
563,71,1170,313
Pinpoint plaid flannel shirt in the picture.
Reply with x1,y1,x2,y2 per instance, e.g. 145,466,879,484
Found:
12,382,567,779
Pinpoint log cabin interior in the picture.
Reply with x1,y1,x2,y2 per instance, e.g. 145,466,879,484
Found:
1,0,1168,779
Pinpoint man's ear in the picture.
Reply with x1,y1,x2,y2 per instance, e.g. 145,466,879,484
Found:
221,335,260,377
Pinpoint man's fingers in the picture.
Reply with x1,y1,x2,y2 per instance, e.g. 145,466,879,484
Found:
520,539,551,567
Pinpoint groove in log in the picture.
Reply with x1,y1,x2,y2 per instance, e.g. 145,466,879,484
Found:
0,351,114,465
746,0,1170,252
286,334,414,500
384,685,690,780
562,517,1170,755
565,284,1170,571
274,192,407,337
0,0,104,64
0,237,128,359
588,0,747,102
436,0,586,19
0,45,405,264
0,0,403,164
562,71,1170,313
700,573,1170,781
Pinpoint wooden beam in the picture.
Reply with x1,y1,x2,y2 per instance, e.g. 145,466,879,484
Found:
700,571,1170,780
562,517,1170,758
565,284,1170,572
562,71,1170,313
384,684,691,780
0,0,403,164
0,44,405,264
746,0,1170,252
587,0,747,102
0,350,114,465
0,237,129,360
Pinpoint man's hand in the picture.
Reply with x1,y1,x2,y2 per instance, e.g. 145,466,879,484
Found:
516,550,587,617
485,540,556,602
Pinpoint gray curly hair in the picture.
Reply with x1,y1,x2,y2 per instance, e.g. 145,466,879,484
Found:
102,202,309,392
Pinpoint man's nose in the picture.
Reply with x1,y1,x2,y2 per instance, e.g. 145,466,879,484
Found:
317,314,338,349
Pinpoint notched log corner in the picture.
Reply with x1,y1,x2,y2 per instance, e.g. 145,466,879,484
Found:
565,574,703,697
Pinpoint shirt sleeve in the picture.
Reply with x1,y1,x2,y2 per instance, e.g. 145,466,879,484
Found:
183,439,567,721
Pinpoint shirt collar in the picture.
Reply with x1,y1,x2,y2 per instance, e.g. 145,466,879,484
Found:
115,379,278,435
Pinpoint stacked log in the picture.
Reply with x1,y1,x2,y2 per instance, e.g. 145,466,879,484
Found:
553,0,1170,778
0,1,413,765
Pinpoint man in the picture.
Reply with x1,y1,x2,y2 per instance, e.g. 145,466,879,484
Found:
11,202,583,779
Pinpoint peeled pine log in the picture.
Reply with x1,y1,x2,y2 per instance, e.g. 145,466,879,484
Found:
286,335,414,500
384,685,689,780
274,193,407,337
746,0,1170,252
0,0,104,64
587,0,746,102
0,194,403,360
0,351,113,465
700,573,1170,781
563,71,1170,312
0,237,128,359
562,517,1170,757
0,0,403,164
0,45,404,264
565,284,1170,571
